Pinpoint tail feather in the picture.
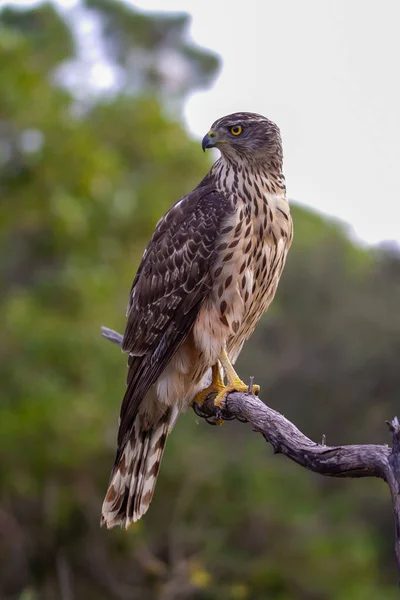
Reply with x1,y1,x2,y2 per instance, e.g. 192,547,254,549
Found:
130,427,151,521
101,408,176,529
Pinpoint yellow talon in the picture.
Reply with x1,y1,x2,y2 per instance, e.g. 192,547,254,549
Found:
192,363,225,407
213,379,260,408
213,348,260,408
192,349,260,426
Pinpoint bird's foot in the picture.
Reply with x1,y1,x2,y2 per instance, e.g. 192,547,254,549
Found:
192,361,259,426
192,383,225,408
213,377,260,409
192,381,227,426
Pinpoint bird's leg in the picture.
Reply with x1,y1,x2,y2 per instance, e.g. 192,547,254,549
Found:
192,362,225,408
213,348,260,408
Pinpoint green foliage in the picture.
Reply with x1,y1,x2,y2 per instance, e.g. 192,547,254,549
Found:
0,2,74,69
1,2,400,599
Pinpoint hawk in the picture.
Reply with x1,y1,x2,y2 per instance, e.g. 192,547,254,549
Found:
101,112,293,528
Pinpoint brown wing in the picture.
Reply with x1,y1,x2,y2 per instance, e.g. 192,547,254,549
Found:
117,183,235,448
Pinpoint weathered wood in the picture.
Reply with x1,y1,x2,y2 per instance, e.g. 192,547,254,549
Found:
101,325,400,579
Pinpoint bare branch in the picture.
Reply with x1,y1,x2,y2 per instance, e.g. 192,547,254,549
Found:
101,326,124,347
101,325,400,580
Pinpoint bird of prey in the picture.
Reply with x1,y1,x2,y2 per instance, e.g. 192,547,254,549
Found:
101,112,293,529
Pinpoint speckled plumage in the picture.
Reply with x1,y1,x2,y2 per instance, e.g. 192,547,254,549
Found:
101,112,293,528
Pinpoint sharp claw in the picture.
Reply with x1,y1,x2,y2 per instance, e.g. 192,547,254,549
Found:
221,413,236,421
236,415,249,423
193,400,237,425
192,402,209,419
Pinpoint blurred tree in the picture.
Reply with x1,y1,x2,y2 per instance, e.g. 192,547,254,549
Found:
1,1,400,599
85,0,219,105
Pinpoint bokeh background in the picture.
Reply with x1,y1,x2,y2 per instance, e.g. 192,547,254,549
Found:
1,1,400,599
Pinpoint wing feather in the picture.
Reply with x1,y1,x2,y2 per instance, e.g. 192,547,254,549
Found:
117,184,235,448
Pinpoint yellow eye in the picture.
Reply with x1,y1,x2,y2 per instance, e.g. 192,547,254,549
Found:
230,125,243,136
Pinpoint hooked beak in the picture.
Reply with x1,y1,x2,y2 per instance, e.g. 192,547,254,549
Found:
202,130,217,152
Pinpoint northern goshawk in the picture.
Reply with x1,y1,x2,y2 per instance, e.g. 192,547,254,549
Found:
101,112,293,529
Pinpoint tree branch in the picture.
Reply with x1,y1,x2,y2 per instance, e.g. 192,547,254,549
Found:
101,325,400,580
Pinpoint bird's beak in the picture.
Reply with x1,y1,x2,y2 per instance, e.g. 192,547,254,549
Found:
202,130,217,152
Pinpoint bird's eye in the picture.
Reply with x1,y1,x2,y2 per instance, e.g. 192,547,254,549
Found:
230,125,243,136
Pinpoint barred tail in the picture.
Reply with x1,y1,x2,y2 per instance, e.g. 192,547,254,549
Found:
101,407,177,529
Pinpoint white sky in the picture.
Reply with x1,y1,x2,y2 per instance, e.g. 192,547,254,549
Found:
7,0,400,246
132,0,400,246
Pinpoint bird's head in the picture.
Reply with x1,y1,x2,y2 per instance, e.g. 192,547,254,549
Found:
202,112,282,164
